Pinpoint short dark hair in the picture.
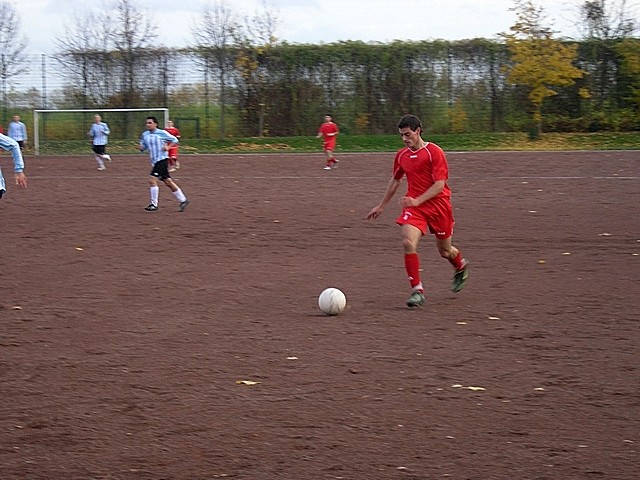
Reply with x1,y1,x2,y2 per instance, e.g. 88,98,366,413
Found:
397,115,422,132
146,116,159,125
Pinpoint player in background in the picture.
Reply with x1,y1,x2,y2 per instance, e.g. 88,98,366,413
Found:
8,115,28,150
139,116,189,212
365,114,468,308
316,114,339,170
88,115,112,171
0,133,28,200
165,120,181,172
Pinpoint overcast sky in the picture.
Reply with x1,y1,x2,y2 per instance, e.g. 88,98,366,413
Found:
11,0,621,54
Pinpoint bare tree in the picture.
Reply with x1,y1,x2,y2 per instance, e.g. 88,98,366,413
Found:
54,13,113,108
108,0,158,107
576,0,638,108
578,0,637,39
192,0,240,139
237,0,281,136
246,0,281,47
0,1,29,123
54,1,169,110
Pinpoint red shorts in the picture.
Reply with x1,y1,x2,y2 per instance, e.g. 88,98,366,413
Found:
395,196,455,239
323,140,336,151
168,146,178,158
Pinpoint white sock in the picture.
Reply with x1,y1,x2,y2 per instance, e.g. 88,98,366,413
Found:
96,156,104,167
172,188,187,202
150,185,159,205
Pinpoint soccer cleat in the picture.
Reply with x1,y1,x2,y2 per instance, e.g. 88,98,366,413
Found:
169,167,177,172
97,165,106,171
104,154,112,162
451,260,469,293
323,165,332,170
178,199,190,212
331,159,340,169
144,203,158,211
174,162,181,170
406,290,426,308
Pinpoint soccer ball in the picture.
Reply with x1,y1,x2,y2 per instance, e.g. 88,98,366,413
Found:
318,288,347,316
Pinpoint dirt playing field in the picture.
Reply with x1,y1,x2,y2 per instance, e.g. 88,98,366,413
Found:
1,150,638,479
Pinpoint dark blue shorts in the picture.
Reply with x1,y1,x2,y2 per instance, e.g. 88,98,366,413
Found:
92,144,106,155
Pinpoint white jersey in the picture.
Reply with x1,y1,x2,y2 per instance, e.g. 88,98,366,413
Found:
140,128,179,165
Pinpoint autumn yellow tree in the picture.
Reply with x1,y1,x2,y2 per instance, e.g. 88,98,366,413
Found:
503,0,587,137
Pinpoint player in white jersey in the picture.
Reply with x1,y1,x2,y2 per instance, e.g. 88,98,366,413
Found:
88,115,112,170
139,116,189,212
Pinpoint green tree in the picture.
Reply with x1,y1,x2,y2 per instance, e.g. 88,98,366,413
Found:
503,0,586,137
615,38,640,109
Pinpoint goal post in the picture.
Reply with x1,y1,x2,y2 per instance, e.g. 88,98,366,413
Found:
33,108,169,155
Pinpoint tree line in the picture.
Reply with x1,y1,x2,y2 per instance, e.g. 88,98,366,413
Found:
1,0,639,138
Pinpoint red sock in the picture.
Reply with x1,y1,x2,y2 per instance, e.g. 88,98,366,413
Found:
404,253,422,289
449,252,465,271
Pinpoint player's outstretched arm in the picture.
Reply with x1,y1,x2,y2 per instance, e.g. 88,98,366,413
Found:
366,177,401,220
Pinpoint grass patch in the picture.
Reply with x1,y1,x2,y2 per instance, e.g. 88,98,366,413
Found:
34,132,640,156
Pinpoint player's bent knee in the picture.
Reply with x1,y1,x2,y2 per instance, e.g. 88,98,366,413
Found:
402,238,419,253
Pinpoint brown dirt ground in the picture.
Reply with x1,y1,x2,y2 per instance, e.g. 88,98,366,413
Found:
1,150,639,480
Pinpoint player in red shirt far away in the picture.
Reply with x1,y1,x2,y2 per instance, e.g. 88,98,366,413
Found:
316,114,339,170
366,114,469,308
165,120,181,172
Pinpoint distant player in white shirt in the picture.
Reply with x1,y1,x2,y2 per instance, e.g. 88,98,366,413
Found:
7,115,28,150
88,115,112,171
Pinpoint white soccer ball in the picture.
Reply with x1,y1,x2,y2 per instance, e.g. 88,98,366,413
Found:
318,288,347,316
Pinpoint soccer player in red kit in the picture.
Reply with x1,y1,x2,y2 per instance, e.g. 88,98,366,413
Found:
366,114,468,308
165,120,181,172
316,114,339,170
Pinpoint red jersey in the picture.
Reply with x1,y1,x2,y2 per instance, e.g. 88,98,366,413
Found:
165,126,180,157
393,142,450,200
165,126,180,139
318,122,339,149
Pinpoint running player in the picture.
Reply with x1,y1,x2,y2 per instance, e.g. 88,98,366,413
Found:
366,114,468,307
139,116,189,212
88,115,112,170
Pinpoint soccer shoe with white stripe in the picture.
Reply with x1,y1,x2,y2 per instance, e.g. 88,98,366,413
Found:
406,290,426,308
